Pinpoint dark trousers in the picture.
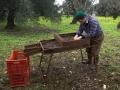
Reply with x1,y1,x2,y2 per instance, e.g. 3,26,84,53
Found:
86,32,104,64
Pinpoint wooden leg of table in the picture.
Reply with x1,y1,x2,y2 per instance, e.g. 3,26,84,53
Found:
38,54,45,83
45,54,53,79
39,54,43,67
80,49,83,61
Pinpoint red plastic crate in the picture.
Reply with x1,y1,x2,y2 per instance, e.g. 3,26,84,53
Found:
8,50,29,65
6,59,29,74
8,71,29,87
6,50,30,74
6,50,30,87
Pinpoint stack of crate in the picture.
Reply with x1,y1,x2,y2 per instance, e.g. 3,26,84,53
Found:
6,50,30,87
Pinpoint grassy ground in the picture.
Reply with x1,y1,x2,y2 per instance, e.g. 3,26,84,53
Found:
0,16,120,90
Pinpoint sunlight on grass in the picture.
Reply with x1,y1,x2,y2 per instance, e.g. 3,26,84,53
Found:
39,15,120,36
39,15,79,33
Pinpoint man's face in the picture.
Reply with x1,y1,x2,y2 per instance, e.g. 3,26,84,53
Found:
77,16,86,24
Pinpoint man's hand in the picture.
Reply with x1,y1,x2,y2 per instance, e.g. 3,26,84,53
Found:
74,35,82,40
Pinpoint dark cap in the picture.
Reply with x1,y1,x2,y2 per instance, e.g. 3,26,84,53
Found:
75,11,87,20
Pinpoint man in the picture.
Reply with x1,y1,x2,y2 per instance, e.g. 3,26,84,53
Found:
74,11,104,70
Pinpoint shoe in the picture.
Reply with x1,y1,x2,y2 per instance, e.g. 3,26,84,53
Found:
82,60,91,64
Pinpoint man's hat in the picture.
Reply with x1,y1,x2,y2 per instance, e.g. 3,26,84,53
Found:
75,11,87,20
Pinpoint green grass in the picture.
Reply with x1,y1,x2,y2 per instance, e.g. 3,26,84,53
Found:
40,15,80,33
0,15,120,89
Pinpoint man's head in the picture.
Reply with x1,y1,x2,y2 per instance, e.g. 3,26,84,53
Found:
75,11,87,23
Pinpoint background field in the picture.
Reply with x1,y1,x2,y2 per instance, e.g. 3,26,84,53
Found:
0,16,120,90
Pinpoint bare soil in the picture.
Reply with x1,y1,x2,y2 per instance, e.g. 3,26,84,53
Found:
27,51,120,90
43,40,61,48
63,36,74,41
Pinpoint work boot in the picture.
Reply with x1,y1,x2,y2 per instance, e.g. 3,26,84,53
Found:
82,55,92,64
89,57,99,70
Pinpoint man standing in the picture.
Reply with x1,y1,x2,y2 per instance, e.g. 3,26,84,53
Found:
74,11,104,70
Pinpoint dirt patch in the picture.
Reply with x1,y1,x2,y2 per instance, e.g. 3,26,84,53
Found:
3,50,118,90
43,40,61,48
63,36,74,41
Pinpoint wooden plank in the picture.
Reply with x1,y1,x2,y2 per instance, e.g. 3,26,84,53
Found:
24,49,41,56
54,33,64,46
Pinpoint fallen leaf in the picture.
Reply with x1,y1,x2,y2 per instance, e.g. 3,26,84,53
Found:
73,58,76,60
3,71,7,74
103,84,106,89
69,71,72,74
62,66,66,69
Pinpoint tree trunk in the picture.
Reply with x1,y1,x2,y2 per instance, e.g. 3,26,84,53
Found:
5,10,16,29
66,12,70,18
70,16,77,24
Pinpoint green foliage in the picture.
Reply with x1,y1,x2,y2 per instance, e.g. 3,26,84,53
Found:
0,77,8,84
31,0,62,23
107,65,120,71
0,0,62,28
15,0,34,23
63,0,94,15
95,0,120,19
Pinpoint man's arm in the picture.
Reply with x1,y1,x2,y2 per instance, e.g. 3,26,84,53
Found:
76,24,83,36
82,19,99,39
74,24,83,40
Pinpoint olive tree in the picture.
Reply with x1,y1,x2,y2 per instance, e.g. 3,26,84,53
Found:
0,0,61,29
95,0,120,19
62,0,96,24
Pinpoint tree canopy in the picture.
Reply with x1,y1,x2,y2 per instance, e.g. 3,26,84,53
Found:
94,0,120,19
1,0,120,28
62,0,120,23
62,0,96,24
0,0,62,29
63,0,95,16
